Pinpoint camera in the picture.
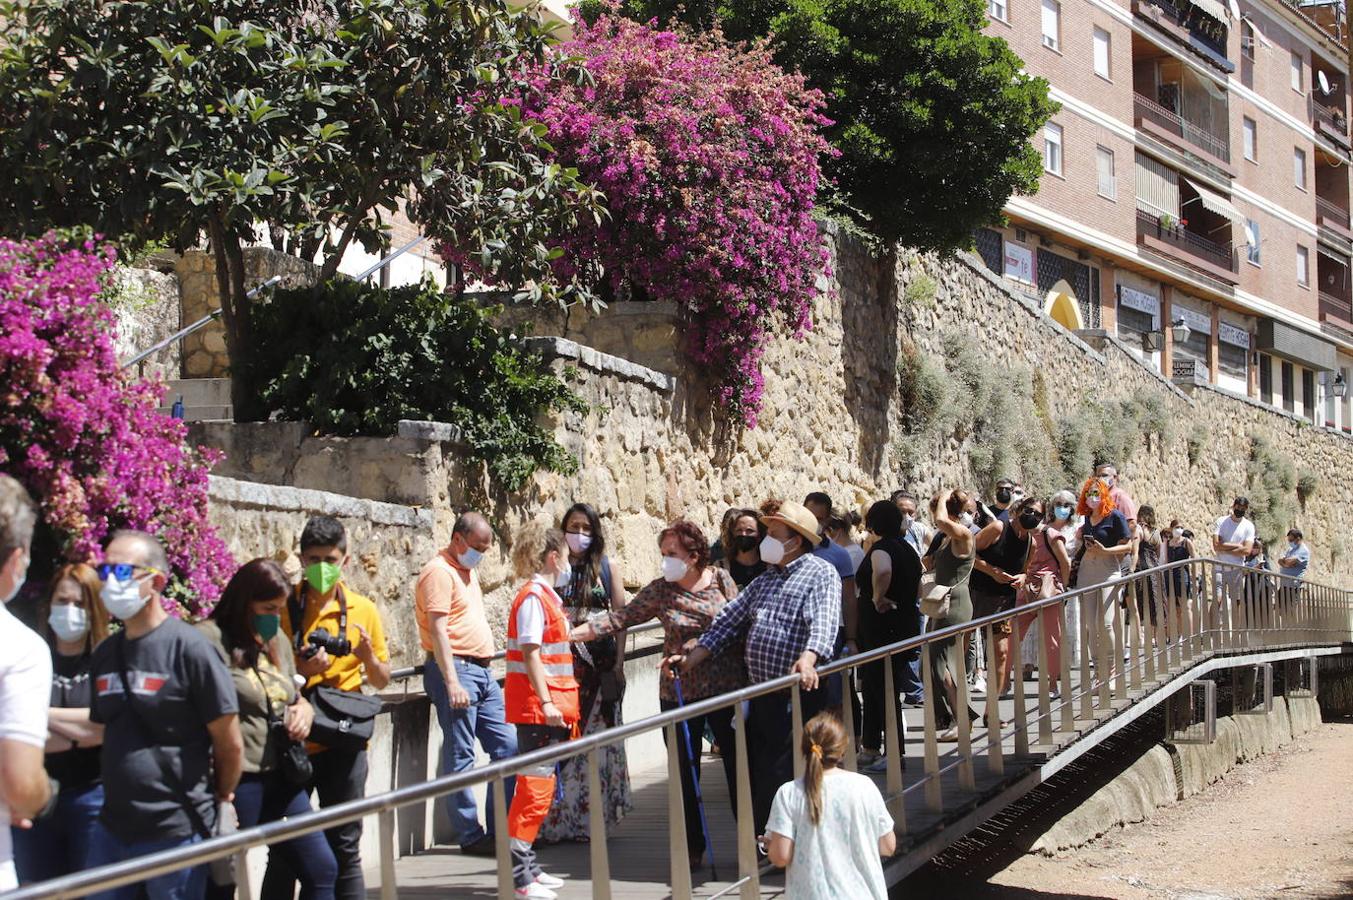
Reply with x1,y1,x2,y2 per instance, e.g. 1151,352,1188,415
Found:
301,627,351,659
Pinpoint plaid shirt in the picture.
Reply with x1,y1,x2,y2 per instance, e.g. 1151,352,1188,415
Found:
698,552,841,684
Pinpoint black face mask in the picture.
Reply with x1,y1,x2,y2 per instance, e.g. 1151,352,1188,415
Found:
1019,512,1042,529
1233,508,1247,519
996,487,1013,505
733,534,759,553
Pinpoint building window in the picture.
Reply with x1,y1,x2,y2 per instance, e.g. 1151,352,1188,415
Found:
1246,219,1261,265
1282,360,1295,412
1096,146,1115,199
1241,20,1255,60
1303,368,1315,421
988,0,1007,21
1294,147,1307,189
1297,245,1310,286
1044,122,1063,175
1242,117,1257,162
1093,27,1111,79
1042,0,1061,51
1291,51,1303,92
1259,352,1272,401
1219,340,1248,380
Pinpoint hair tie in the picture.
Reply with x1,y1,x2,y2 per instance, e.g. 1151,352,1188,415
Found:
809,742,823,758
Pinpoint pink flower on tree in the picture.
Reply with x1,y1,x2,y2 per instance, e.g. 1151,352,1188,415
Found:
0,235,234,617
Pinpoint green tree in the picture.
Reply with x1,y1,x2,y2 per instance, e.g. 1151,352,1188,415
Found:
588,0,1058,250
0,0,602,418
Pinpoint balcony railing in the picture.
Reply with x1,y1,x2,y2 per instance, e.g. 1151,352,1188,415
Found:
1134,93,1231,164
1316,195,1351,230
1319,289,1353,324
1136,208,1237,274
1313,101,1349,135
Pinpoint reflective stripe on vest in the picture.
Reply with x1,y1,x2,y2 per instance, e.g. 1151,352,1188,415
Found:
504,581,581,726
505,638,572,657
505,660,576,678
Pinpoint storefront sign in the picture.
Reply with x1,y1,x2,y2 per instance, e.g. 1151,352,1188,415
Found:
1003,242,1034,283
1218,321,1250,348
1118,286,1160,328
1176,306,1212,335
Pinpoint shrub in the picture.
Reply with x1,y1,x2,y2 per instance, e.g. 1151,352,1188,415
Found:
244,279,586,490
1186,423,1208,467
1246,435,1297,542
0,235,234,616
903,274,938,309
523,14,833,427
1296,470,1319,506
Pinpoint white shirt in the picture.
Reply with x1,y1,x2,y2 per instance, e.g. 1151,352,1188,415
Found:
1215,515,1256,565
515,575,561,647
0,603,52,890
766,769,894,900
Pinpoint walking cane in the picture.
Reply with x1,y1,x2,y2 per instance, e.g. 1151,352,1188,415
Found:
673,674,718,879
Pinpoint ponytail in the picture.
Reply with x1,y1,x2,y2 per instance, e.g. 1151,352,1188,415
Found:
800,711,848,826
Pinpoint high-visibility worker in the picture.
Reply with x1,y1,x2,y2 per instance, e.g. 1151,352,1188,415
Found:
503,521,580,900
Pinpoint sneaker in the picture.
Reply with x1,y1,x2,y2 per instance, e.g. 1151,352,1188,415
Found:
1049,688,1062,700
462,835,497,857
865,755,890,774
534,872,565,890
856,748,882,768
514,884,556,900
970,676,988,696
937,726,960,742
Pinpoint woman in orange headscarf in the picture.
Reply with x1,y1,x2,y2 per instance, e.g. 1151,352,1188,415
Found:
1073,477,1134,676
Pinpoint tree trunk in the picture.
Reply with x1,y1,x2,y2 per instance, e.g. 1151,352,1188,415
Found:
208,213,261,422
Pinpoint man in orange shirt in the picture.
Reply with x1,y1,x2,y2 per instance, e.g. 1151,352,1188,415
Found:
416,511,516,857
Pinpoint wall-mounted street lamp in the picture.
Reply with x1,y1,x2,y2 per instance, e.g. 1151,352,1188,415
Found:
1171,318,1191,345
1334,372,1348,398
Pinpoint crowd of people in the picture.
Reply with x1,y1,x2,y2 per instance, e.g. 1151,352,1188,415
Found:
0,460,1316,899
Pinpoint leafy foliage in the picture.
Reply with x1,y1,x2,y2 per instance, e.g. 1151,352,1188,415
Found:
0,0,604,415
1245,434,1297,542
244,279,585,490
585,0,1058,250
0,235,234,616
514,14,832,426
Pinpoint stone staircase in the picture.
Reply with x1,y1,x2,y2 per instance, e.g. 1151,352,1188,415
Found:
158,378,233,422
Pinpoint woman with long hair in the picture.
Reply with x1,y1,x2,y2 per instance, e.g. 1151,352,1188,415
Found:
1014,497,1071,694
13,564,113,883
718,508,766,589
926,489,980,741
202,559,335,900
538,503,631,842
765,712,895,899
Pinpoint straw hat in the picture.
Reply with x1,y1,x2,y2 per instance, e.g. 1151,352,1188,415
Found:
760,500,822,548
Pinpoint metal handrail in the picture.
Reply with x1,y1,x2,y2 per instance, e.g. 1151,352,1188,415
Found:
8,557,1349,900
120,237,428,371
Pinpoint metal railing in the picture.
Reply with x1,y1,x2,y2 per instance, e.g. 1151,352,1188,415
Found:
1133,93,1231,164
1318,289,1353,322
1136,208,1237,273
120,238,428,371
1312,100,1349,137
1315,195,1351,229
9,558,1350,900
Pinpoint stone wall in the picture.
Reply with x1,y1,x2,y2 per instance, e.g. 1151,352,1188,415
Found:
193,226,1353,638
111,266,182,383
176,249,320,378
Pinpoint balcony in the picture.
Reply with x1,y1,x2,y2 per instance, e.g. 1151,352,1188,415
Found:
1134,93,1233,173
1131,0,1234,74
1319,290,1353,329
1316,195,1353,240
1312,102,1350,150
1136,208,1239,282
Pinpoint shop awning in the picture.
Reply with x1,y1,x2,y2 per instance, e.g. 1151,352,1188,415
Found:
1184,179,1248,227
1188,0,1230,24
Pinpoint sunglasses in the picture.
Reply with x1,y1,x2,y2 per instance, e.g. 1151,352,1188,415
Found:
96,562,163,582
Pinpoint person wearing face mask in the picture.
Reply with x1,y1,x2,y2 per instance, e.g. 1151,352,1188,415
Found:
504,522,581,900
970,490,1039,701
1094,463,1138,577
265,516,389,900
1014,499,1071,694
414,512,516,857
86,530,242,900
670,500,842,839
990,477,1020,524
570,519,742,867
1045,491,1082,668
0,476,54,893
12,564,112,884
201,560,334,900
1073,478,1134,676
539,502,631,844
925,489,980,741
1164,519,1196,630
891,490,931,560
720,509,767,589
1276,528,1310,609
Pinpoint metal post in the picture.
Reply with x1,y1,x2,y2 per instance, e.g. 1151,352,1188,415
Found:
1058,599,1074,736
881,658,907,834
921,644,942,813
493,777,512,899
588,749,612,899
1010,623,1029,757
954,630,975,791
983,623,1004,774
842,665,858,773
1112,583,1127,702
378,808,397,900
1035,612,1052,747
665,723,693,897
791,684,805,782
1126,578,1141,693
731,701,760,899
1079,589,1094,722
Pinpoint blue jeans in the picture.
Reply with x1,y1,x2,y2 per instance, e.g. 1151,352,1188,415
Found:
13,781,110,883
424,657,518,846
86,832,204,900
234,772,336,900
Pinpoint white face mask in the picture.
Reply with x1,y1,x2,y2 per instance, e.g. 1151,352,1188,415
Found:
564,532,592,554
554,565,572,589
456,546,483,569
759,535,786,566
1172,528,1184,539
48,604,90,643
1087,493,1102,507
959,512,974,528
661,556,689,583
900,514,915,532
1,551,27,605
102,575,150,621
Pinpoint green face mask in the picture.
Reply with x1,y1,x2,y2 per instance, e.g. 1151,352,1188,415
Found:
253,613,281,642
304,561,341,596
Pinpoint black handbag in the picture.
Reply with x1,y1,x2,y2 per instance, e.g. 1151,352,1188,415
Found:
288,585,383,752
251,662,314,787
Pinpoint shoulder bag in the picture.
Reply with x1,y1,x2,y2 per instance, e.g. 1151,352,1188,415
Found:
918,538,953,619
289,586,383,752
251,661,313,787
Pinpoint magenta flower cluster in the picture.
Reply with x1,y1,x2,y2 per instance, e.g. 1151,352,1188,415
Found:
0,235,234,616
530,15,834,426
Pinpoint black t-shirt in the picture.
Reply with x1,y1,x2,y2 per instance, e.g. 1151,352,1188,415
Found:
858,537,923,629
726,558,767,590
45,651,103,791
970,523,1032,600
90,618,238,842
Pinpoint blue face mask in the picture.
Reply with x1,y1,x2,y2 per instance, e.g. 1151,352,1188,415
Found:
457,547,483,569
1053,505,1073,521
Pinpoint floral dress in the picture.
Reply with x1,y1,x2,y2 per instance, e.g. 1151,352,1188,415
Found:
537,558,633,842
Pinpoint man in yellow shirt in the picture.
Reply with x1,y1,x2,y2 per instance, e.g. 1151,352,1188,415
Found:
262,516,390,900
415,511,516,857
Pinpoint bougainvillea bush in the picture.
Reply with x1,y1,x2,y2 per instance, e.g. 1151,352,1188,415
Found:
527,14,834,426
0,235,234,616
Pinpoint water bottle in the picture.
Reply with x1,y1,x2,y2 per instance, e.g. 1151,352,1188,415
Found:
171,395,185,419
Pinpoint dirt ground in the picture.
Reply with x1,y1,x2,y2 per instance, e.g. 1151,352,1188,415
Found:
929,720,1353,899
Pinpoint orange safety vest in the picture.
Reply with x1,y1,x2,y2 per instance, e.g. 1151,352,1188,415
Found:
504,580,581,726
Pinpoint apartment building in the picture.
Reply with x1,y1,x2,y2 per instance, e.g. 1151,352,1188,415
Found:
978,0,1353,433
